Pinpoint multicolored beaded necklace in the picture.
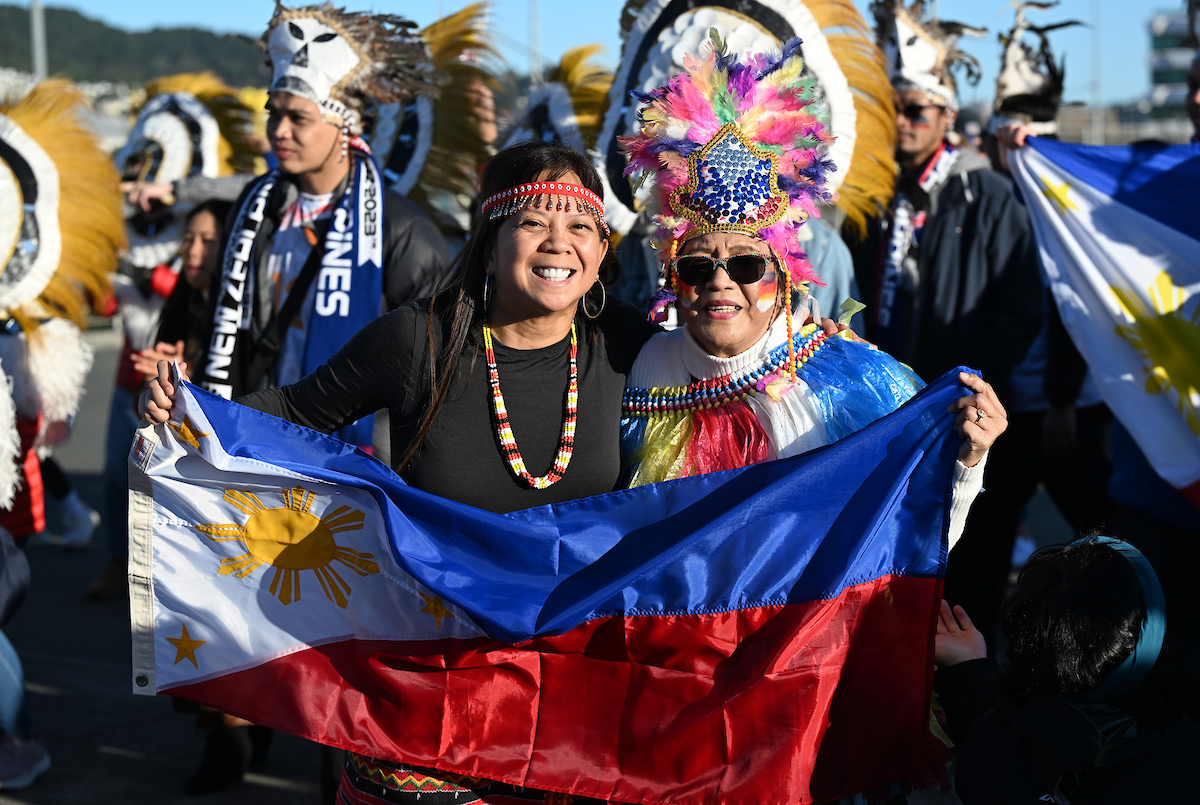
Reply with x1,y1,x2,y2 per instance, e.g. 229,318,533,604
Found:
622,324,830,417
482,322,579,489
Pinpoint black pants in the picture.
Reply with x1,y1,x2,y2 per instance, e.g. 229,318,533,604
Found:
943,404,1114,648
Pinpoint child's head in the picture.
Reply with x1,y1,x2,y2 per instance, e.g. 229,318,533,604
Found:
1001,536,1165,701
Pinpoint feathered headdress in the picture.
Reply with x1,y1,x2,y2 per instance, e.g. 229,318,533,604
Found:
623,34,833,328
872,0,985,111
600,0,895,238
262,2,442,135
370,4,492,211
238,85,272,175
499,45,614,153
992,2,1082,134
0,79,123,327
0,80,125,505
115,72,259,183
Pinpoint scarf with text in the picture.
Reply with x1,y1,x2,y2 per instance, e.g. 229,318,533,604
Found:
872,143,959,357
199,140,384,448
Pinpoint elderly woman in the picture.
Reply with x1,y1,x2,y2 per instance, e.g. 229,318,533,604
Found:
619,39,1003,546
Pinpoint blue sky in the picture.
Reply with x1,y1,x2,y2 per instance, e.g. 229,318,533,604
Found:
33,0,1166,105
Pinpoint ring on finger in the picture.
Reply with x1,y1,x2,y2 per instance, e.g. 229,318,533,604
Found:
975,408,987,423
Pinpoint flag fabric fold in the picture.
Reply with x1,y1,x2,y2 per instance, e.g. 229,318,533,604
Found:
1010,139,1200,504
129,369,971,804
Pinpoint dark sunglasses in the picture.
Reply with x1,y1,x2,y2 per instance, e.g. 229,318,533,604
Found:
899,103,944,121
673,253,775,286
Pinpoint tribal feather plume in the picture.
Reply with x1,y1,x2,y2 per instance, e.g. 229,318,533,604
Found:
622,35,834,299
137,72,260,176
1,79,124,327
407,3,496,213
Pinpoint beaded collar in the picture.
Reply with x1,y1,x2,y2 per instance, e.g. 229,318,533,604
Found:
481,181,609,236
623,324,831,417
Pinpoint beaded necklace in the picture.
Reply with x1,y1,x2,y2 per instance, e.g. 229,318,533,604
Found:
623,324,829,417
482,322,578,489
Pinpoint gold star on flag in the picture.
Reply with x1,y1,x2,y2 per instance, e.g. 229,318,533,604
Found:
419,592,455,630
168,416,210,453
1040,176,1079,216
167,624,206,669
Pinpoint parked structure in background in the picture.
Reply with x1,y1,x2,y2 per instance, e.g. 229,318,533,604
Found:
1149,9,1193,116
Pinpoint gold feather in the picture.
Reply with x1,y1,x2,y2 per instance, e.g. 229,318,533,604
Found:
407,3,496,216
547,45,614,150
238,86,271,175
1,79,124,328
810,0,897,237
136,72,260,176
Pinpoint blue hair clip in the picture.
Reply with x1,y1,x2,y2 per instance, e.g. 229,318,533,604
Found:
1071,536,1166,703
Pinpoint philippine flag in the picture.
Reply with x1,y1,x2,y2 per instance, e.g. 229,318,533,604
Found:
128,370,972,805
1010,139,1200,504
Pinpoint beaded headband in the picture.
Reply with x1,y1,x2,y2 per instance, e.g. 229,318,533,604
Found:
481,182,610,237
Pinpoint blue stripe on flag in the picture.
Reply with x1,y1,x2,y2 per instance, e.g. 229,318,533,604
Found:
182,368,971,643
1030,138,1200,242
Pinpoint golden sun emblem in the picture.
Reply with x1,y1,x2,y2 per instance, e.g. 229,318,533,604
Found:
1111,270,1200,435
195,486,380,607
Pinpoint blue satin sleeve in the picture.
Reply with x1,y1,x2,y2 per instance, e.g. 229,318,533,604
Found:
800,336,925,443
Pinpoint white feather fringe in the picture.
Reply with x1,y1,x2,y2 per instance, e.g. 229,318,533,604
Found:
0,319,93,429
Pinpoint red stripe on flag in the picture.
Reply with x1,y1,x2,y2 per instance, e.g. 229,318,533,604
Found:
1182,477,1200,509
168,574,945,805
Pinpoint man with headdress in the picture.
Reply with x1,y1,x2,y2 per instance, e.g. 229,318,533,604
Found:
856,0,1043,646
596,0,896,329
194,2,449,434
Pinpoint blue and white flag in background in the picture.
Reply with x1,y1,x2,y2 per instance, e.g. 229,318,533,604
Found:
1010,138,1200,506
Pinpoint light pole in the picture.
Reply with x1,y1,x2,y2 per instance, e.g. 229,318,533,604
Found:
529,0,542,85
1090,0,1104,144
30,0,48,81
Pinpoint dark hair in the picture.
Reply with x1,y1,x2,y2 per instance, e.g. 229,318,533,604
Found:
1000,540,1144,699
396,141,614,473
184,199,233,232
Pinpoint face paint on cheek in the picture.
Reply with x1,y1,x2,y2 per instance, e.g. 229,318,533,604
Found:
678,282,695,309
755,272,777,313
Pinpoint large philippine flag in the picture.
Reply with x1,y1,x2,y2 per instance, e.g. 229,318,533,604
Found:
128,370,971,805
1010,139,1200,505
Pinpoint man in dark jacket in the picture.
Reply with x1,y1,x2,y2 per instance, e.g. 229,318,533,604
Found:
194,4,450,430
862,0,1044,647
852,91,1041,399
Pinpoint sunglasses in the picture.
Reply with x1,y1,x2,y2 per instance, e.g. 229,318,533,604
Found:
899,103,944,122
673,253,775,287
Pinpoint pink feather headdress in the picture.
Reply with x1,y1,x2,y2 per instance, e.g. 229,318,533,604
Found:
621,33,836,322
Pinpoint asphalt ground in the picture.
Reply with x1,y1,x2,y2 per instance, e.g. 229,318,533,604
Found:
0,327,322,804
0,325,1074,805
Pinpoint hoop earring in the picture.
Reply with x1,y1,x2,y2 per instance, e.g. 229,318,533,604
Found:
482,274,492,314
582,279,606,319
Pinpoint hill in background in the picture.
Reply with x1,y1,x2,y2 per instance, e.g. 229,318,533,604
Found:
0,4,269,87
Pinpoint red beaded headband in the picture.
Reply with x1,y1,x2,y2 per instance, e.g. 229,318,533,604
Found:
480,182,609,237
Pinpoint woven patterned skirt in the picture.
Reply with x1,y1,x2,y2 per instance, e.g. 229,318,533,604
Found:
336,754,608,805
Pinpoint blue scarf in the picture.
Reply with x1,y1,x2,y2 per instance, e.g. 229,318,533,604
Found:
200,141,385,449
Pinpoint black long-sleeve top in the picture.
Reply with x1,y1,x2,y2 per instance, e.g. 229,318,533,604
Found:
239,298,658,514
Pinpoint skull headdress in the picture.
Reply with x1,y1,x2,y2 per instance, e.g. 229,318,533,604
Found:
872,0,985,111
263,2,442,135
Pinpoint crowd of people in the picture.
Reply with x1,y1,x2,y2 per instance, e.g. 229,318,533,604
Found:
0,0,1195,801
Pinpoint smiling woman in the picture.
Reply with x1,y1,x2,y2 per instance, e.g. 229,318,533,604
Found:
619,37,1005,556
139,139,659,803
